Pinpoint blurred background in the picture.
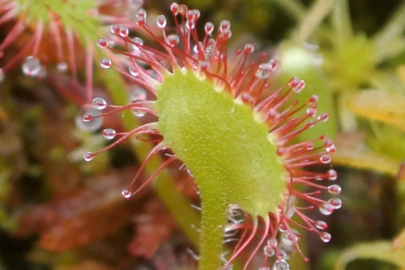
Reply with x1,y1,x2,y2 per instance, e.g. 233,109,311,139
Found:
1,0,405,269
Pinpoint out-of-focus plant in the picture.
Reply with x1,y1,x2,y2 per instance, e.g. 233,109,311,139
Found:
0,0,146,97
318,0,405,175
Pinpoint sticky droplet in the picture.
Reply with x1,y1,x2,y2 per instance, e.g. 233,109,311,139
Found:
22,56,41,77
320,232,331,243
100,57,112,69
92,97,107,110
57,62,68,72
76,108,103,131
83,151,95,162
102,128,116,140
122,189,132,199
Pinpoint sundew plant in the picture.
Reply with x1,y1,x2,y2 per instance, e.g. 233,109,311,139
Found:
4,0,405,270
84,3,340,269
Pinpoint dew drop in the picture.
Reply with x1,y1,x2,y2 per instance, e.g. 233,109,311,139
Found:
319,201,334,215
241,93,255,104
273,259,289,270
186,19,195,30
267,108,279,120
329,198,342,209
102,128,116,140
315,220,328,230
122,189,132,199
320,154,331,164
264,246,275,257
199,61,210,70
170,3,179,15
136,9,147,26
97,38,108,48
244,43,254,54
306,107,317,117
328,184,341,194
207,38,216,48
318,113,329,122
292,80,305,93
267,238,278,248
278,223,287,232
100,57,112,69
83,151,95,162
288,77,300,88
277,249,288,260
221,28,232,39
326,144,337,153
309,94,319,103
220,20,231,31
76,108,103,131
320,232,331,243
128,66,138,77
92,97,107,110
281,232,294,246
324,138,336,152
187,9,200,21
282,229,300,246
327,169,338,180
110,24,120,35
256,62,276,79
156,15,167,28
205,22,214,35
56,62,68,72
324,138,333,147
137,9,147,17
119,26,129,37
0,68,4,82
22,56,41,77
166,34,180,47
132,37,144,49
305,142,314,151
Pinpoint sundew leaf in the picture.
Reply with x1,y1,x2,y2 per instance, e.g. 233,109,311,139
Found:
156,71,286,269
346,89,405,131
334,241,405,270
